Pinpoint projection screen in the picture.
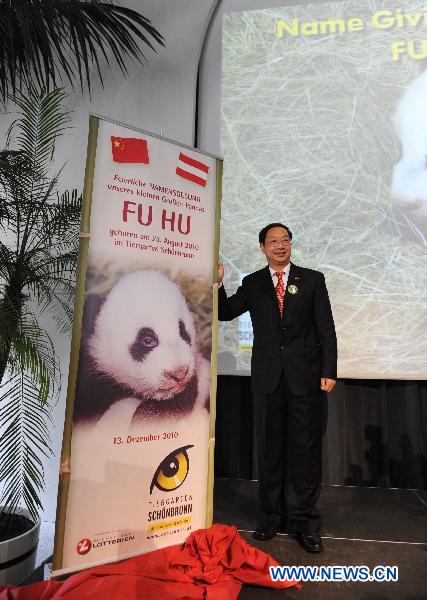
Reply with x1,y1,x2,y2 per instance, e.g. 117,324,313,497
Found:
199,0,427,379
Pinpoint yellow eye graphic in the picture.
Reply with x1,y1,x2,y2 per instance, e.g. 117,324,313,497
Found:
150,445,194,494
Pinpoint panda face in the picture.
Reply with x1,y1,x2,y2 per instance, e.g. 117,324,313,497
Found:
88,270,197,400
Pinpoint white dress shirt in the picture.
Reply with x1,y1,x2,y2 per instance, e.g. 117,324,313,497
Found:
269,263,290,289
218,263,290,289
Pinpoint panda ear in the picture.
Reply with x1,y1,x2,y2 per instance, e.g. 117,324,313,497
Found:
81,294,107,339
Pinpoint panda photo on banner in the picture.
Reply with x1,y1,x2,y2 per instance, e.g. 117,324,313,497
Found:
72,268,211,429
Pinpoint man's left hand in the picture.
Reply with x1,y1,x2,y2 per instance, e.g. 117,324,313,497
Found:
320,378,336,392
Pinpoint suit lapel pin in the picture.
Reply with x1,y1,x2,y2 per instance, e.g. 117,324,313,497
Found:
287,284,299,294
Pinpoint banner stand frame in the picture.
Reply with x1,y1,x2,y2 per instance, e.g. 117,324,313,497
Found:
52,115,223,574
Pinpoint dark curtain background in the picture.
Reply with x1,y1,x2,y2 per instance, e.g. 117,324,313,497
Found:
214,376,427,489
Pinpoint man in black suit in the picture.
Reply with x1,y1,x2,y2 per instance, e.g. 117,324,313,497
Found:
218,223,337,552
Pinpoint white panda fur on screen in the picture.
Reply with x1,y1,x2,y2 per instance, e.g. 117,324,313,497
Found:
74,269,210,424
391,68,427,221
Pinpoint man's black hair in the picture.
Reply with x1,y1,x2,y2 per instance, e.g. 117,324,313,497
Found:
259,223,292,245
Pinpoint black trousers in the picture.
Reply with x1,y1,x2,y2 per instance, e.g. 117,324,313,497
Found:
253,370,324,534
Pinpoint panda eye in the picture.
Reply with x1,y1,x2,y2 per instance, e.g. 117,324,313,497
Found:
142,335,157,347
179,320,191,345
130,327,159,361
150,445,194,494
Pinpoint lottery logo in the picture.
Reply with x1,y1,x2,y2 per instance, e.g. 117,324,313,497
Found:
76,538,92,555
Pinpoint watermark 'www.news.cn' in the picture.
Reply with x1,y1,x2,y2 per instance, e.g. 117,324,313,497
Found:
270,565,398,583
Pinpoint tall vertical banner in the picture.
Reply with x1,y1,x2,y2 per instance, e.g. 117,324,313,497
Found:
52,116,222,575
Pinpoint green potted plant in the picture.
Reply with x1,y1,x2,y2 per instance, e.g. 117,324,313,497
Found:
0,85,82,584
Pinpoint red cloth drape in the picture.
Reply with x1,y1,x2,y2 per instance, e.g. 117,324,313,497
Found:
0,524,300,599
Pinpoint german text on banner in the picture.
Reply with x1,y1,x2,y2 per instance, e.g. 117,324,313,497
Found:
52,116,222,575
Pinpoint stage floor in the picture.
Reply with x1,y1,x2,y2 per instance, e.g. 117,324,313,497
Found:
21,479,427,598
213,478,427,599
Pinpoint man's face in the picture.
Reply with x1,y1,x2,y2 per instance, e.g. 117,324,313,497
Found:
260,226,292,268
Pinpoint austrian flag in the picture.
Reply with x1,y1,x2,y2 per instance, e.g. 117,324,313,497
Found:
176,152,210,187
111,136,149,164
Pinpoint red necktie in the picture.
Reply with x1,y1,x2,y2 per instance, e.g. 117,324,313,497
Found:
275,271,285,316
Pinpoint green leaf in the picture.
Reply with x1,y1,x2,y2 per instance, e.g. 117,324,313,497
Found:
0,373,52,521
0,0,164,105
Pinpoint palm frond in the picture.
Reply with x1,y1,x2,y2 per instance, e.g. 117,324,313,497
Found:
6,85,70,177
2,304,58,404
0,244,14,281
0,0,164,103
0,372,52,521
37,189,82,245
0,85,80,519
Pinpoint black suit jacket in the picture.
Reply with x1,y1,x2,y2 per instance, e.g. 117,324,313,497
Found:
218,263,337,396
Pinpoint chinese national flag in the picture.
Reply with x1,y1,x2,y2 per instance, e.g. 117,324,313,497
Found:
111,136,149,163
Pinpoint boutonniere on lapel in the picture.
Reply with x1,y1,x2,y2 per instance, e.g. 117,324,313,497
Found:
287,284,299,295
